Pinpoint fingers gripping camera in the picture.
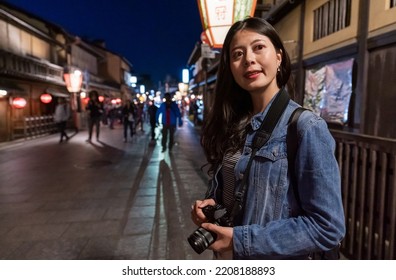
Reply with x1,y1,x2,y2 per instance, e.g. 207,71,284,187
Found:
187,204,233,254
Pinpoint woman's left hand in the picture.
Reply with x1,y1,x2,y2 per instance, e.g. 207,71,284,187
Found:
201,223,233,252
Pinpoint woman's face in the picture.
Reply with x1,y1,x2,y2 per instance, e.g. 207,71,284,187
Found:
229,29,281,95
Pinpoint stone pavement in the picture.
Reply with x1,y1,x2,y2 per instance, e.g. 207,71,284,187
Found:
0,119,213,260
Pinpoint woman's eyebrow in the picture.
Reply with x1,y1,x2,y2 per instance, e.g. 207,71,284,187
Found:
231,38,267,52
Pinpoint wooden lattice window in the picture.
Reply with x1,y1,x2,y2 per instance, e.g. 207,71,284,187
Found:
313,0,351,41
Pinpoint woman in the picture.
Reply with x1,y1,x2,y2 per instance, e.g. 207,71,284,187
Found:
191,17,345,259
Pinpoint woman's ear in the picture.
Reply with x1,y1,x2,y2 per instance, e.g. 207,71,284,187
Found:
277,49,283,68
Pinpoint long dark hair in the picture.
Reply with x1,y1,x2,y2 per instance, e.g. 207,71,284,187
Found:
201,17,292,173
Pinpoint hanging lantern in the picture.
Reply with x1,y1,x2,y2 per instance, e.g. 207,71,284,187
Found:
98,96,104,102
12,97,27,109
64,68,83,112
197,0,257,48
40,93,52,104
64,69,83,93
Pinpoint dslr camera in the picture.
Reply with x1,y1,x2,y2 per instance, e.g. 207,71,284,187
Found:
187,204,233,254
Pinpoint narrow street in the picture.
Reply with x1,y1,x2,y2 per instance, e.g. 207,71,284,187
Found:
0,119,213,260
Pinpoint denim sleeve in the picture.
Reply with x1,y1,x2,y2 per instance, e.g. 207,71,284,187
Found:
233,112,346,259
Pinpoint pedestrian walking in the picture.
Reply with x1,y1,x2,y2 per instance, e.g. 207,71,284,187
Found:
121,99,136,142
156,93,183,152
85,90,104,142
147,101,158,141
53,97,70,143
190,17,345,259
135,102,145,132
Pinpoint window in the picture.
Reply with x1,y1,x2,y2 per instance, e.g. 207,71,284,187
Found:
313,0,351,41
391,0,396,8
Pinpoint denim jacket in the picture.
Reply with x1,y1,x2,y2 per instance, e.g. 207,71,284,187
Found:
206,91,346,259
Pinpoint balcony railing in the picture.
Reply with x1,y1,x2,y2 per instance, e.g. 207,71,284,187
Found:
331,129,396,259
0,50,64,84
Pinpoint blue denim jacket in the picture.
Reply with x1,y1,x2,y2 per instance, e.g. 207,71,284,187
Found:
206,91,346,259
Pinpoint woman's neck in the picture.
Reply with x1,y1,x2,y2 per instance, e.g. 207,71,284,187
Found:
250,85,280,115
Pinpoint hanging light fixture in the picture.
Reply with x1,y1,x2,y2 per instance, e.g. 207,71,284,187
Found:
11,97,27,109
40,93,52,104
64,68,83,112
64,69,83,93
197,0,257,48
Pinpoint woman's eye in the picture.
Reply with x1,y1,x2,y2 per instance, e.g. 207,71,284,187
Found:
254,44,265,51
232,51,243,59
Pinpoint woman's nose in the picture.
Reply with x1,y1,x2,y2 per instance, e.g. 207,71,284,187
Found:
244,52,255,66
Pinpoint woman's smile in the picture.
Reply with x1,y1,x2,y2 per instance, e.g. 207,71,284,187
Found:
244,70,262,79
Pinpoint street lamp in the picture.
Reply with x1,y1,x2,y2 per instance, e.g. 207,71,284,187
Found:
64,69,83,112
64,68,83,130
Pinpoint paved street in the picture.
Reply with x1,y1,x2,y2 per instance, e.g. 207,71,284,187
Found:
0,118,213,260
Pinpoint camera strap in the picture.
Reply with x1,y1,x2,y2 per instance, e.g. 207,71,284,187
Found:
231,88,290,220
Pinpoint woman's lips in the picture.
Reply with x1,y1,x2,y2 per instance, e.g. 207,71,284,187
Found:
244,71,262,79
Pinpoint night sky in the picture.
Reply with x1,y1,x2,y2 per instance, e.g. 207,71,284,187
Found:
6,0,203,87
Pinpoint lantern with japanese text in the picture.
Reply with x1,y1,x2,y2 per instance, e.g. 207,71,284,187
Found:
197,0,257,48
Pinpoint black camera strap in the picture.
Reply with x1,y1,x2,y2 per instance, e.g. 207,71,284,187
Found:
230,88,290,220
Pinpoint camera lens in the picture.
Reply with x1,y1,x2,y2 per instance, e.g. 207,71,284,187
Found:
187,227,217,254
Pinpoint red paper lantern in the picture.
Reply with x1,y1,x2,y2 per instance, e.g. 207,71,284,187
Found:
40,93,52,104
12,97,27,109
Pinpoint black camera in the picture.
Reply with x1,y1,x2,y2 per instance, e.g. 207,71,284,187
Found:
187,204,233,254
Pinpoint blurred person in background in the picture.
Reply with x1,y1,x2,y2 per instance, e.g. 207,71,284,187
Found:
85,90,104,142
122,99,136,142
135,102,145,132
54,97,70,143
156,93,183,152
147,100,158,141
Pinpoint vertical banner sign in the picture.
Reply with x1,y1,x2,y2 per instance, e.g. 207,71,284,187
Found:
198,0,257,48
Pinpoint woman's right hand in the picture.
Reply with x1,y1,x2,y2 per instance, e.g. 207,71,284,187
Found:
190,198,216,226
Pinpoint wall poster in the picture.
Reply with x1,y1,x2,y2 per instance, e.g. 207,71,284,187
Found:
304,58,354,125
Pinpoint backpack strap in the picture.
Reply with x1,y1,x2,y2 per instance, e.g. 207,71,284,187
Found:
287,107,307,208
